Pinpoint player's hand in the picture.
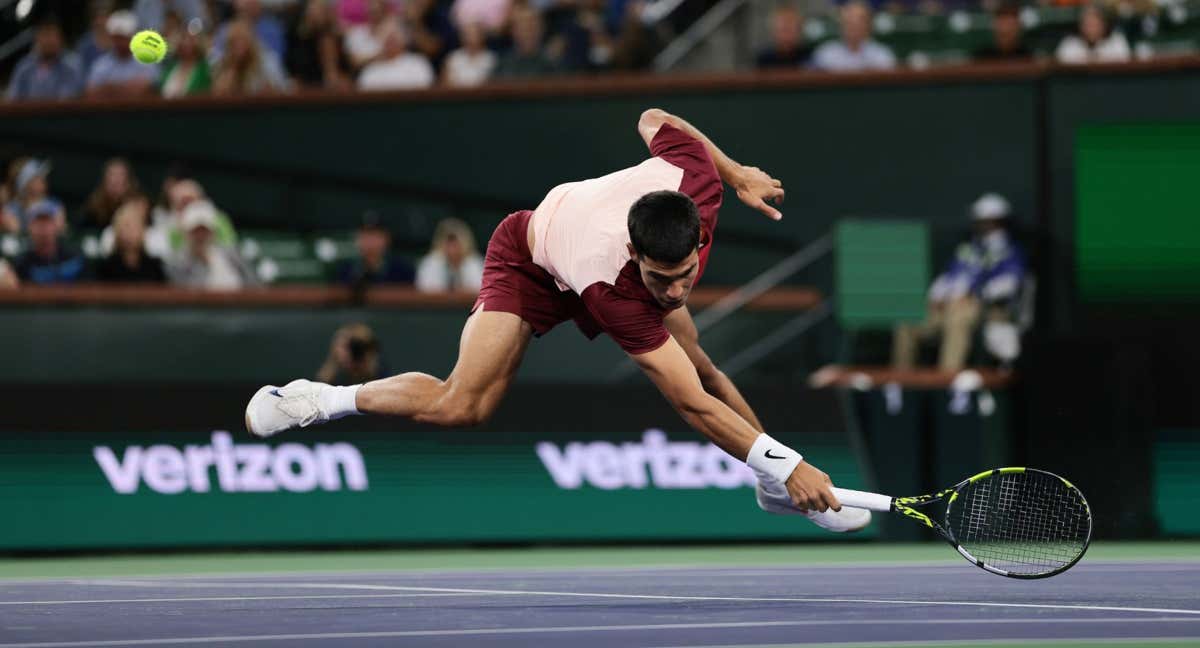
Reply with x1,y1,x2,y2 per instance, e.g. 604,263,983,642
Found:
785,461,841,512
733,165,785,221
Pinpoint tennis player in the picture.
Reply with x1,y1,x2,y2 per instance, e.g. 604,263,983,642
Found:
246,109,869,531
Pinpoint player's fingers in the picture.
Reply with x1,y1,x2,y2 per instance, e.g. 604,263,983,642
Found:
824,486,842,512
755,198,782,221
770,187,785,204
771,178,782,188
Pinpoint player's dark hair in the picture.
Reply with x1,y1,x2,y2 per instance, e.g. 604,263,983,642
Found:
627,190,700,265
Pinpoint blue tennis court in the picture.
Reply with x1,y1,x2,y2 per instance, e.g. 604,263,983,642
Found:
2,545,1198,647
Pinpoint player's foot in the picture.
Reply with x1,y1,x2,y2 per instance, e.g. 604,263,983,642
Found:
245,379,331,437
755,479,873,533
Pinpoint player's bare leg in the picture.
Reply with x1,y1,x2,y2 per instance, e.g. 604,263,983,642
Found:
356,309,532,424
245,309,532,436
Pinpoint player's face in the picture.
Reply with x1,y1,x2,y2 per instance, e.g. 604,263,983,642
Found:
636,249,700,310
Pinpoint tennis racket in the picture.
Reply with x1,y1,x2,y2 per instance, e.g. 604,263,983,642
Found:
832,467,1092,579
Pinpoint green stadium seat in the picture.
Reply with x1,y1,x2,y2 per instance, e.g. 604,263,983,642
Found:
255,257,329,284
239,230,310,263
835,219,930,362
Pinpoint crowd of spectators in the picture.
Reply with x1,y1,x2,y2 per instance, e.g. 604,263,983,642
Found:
4,0,668,102
757,0,1144,72
2,0,1172,103
0,154,484,293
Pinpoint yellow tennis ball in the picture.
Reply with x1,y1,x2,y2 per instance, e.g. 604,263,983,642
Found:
130,30,167,64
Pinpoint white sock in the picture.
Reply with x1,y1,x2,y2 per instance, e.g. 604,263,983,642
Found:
319,384,362,420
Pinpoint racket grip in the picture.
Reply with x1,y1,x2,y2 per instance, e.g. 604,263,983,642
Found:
831,487,894,512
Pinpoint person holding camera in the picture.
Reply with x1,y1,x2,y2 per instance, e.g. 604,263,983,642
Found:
317,323,387,385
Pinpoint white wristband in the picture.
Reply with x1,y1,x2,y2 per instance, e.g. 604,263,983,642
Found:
746,433,803,483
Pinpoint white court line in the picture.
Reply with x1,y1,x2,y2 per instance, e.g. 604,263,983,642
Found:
4,581,1200,616
1,617,1200,648
0,593,499,606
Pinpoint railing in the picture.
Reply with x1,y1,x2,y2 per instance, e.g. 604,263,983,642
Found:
0,283,821,310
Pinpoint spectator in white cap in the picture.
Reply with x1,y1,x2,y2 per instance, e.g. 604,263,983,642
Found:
892,192,1028,371
86,9,160,98
4,159,66,233
166,200,258,290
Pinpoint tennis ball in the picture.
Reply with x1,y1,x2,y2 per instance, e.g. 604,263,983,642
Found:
130,30,167,64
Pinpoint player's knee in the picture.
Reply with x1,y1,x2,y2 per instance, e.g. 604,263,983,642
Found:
433,394,493,427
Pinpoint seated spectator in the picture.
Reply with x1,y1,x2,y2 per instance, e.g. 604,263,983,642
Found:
416,218,483,293
975,4,1032,61
343,0,400,70
80,157,145,230
336,211,414,286
811,1,896,72
6,19,85,101
167,200,257,290
159,25,213,98
1056,5,1131,64
86,10,160,98
0,259,18,289
892,193,1027,371
357,25,436,90
212,0,288,61
0,157,27,233
76,1,115,76
134,0,208,33
442,21,496,86
162,179,238,251
336,0,400,27
452,0,511,36
13,201,87,285
316,323,387,384
4,159,65,233
211,20,291,96
287,0,352,89
756,5,811,70
494,5,560,79
95,201,167,283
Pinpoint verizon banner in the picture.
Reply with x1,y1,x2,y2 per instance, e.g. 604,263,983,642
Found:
0,384,870,550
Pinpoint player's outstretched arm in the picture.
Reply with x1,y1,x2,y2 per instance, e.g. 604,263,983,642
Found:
663,307,764,433
637,108,785,221
632,336,840,512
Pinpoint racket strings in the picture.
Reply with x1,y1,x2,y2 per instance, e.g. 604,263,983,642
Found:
949,471,1090,575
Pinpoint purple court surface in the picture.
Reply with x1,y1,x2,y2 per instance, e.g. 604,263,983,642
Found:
1,560,1199,647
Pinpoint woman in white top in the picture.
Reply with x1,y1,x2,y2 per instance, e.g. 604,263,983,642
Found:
416,218,484,293
1056,5,1132,64
442,21,496,87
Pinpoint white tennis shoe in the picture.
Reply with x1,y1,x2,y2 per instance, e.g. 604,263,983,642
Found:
755,477,873,533
245,379,331,438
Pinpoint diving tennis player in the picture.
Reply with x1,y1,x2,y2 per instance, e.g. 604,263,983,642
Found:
245,109,869,532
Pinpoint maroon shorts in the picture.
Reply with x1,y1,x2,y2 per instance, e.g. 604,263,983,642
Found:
472,211,600,338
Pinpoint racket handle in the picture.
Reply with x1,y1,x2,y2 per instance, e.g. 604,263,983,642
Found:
831,487,894,512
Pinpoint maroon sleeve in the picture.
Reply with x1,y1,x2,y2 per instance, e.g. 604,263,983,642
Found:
579,282,670,355
650,123,723,281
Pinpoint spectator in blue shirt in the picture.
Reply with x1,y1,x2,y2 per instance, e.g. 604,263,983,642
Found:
13,201,87,285
892,193,1028,371
6,20,85,101
75,2,114,77
336,211,415,288
811,1,896,72
86,10,160,99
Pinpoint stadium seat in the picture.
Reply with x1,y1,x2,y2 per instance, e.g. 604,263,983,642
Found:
834,219,930,363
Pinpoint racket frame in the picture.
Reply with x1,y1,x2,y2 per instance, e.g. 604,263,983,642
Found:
889,467,1093,579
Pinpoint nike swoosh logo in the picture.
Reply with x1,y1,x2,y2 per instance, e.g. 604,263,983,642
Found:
765,449,786,459
269,389,283,398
